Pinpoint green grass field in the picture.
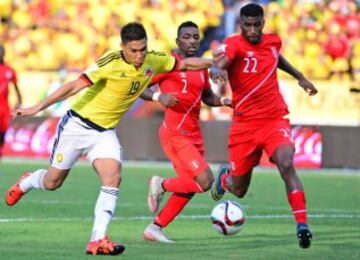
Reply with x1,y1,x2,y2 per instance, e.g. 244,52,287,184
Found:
0,160,359,259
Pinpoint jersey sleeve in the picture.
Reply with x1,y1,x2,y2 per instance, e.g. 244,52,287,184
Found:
223,37,239,65
151,73,167,85
151,51,177,75
83,50,116,84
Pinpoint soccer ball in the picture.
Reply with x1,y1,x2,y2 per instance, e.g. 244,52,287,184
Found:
211,200,245,235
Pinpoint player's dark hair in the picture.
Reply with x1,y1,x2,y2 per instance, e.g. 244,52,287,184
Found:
177,21,198,36
121,22,147,44
240,3,264,18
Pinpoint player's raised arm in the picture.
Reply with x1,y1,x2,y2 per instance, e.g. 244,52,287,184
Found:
13,77,90,118
277,54,318,96
177,57,213,71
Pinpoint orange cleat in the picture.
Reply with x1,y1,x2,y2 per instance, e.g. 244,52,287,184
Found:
86,236,125,255
6,171,31,206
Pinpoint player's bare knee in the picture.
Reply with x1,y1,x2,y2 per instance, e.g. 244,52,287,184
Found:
277,158,294,174
232,188,247,198
199,176,214,192
196,169,214,192
102,172,121,187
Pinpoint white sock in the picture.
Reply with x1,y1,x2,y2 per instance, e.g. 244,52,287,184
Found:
91,186,119,241
150,223,161,231
19,169,47,192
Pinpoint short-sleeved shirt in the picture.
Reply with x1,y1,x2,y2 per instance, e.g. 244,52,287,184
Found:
0,63,17,111
152,52,211,139
72,49,176,129
223,33,288,121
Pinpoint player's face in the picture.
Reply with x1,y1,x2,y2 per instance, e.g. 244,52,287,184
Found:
240,16,264,44
176,27,200,57
121,38,148,68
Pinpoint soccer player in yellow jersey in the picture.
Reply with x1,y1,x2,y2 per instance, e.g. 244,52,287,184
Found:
6,22,216,256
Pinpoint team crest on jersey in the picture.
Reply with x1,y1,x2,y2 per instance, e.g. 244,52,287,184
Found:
246,51,255,57
56,153,63,163
191,160,200,169
144,67,153,77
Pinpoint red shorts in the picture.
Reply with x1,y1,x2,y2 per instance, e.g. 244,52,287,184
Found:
0,108,10,133
228,118,294,176
159,125,209,178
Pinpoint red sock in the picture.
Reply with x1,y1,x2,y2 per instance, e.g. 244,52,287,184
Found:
162,176,203,193
154,193,193,227
220,174,229,191
287,190,307,224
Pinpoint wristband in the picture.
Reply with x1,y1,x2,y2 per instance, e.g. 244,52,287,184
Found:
152,92,161,102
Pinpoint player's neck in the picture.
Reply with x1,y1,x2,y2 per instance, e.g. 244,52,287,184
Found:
120,51,140,69
175,49,193,59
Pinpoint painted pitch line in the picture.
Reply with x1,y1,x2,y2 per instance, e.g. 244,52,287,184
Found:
2,158,360,175
14,200,360,213
1,213,360,223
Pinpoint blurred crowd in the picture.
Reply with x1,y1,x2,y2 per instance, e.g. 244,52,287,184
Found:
0,0,359,81
0,0,223,71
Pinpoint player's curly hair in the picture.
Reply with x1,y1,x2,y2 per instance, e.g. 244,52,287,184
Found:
240,3,264,18
121,22,147,44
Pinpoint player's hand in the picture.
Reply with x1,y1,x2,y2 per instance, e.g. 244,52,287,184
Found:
12,104,42,119
210,66,228,82
212,48,226,65
299,77,318,96
159,93,178,108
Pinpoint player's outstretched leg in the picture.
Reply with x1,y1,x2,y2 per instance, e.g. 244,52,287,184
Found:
297,223,313,249
86,236,125,255
147,176,165,213
211,164,230,201
143,223,175,243
6,171,32,206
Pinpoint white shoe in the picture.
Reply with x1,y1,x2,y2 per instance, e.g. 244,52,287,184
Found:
143,224,175,243
147,176,165,213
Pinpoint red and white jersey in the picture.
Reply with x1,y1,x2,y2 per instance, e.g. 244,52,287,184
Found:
152,52,211,139
0,63,17,110
223,33,288,121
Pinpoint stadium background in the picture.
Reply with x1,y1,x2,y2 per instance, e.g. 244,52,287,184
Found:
1,1,360,259
1,0,360,168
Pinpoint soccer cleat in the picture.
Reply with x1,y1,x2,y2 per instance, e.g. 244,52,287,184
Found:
211,164,230,201
147,176,165,213
297,223,313,249
143,224,175,243
5,171,31,206
86,236,125,255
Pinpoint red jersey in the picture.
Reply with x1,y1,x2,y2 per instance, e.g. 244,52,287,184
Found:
152,52,211,139
0,63,17,111
223,33,288,121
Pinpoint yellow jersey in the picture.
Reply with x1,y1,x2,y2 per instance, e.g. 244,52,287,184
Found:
71,49,176,129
